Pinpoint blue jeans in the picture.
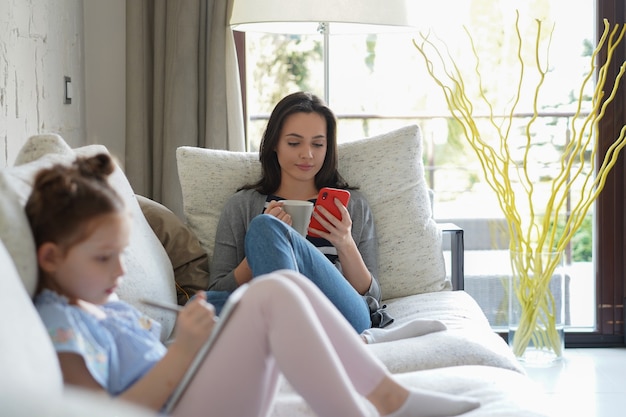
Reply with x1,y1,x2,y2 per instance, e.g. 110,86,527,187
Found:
244,214,371,333
202,290,232,316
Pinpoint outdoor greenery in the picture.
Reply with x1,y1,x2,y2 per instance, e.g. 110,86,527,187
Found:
557,215,593,262
248,33,322,115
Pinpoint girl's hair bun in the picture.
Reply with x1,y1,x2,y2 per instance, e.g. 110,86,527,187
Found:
75,153,115,180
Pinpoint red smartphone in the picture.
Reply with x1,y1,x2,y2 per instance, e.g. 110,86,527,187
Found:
307,187,351,237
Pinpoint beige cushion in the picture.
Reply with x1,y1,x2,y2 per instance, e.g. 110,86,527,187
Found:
0,134,178,340
177,125,449,300
137,195,210,305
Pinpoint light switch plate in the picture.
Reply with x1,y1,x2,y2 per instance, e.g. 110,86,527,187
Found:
64,76,72,104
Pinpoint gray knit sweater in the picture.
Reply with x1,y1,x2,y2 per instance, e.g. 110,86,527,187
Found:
208,188,381,301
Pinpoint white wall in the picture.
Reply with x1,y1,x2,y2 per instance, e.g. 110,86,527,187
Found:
0,0,85,168
0,0,126,168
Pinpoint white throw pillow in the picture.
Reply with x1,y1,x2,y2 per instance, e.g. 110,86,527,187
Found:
338,125,449,298
0,239,63,398
177,125,449,300
0,134,178,340
0,174,38,295
176,147,261,260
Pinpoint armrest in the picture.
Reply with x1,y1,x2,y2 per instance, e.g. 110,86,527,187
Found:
438,223,465,291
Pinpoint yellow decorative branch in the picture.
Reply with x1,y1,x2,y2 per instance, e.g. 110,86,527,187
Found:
414,13,626,358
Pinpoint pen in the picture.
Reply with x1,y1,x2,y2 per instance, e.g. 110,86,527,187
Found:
140,298,184,314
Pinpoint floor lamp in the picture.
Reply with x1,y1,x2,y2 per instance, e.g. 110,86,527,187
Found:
229,0,417,105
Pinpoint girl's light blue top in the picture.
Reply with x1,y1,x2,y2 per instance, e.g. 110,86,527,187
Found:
35,289,166,396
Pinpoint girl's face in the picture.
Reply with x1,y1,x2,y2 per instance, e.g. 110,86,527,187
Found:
41,212,131,306
275,112,327,186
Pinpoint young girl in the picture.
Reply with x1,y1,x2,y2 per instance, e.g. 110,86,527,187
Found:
26,154,479,416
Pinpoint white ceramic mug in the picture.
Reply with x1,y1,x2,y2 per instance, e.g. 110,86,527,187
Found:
281,200,314,236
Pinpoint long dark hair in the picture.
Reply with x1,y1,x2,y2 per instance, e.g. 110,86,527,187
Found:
241,91,353,194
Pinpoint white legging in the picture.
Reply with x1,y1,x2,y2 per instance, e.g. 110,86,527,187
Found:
172,270,386,417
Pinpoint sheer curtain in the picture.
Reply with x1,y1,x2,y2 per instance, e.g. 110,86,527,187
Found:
125,0,244,218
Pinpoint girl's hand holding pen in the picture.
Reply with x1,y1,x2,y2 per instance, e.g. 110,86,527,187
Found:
172,292,216,356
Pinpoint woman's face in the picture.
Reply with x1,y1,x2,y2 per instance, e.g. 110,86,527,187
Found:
275,111,328,186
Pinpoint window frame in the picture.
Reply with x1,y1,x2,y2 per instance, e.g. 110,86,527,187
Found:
572,0,626,347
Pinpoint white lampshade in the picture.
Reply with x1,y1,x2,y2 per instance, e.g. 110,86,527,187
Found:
230,0,421,103
230,0,419,34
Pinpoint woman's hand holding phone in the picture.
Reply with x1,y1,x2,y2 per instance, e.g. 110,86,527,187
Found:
308,188,351,244
310,202,355,248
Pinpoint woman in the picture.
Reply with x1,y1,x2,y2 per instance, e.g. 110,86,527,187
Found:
208,92,381,333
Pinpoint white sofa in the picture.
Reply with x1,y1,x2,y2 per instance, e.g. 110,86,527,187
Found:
0,127,551,416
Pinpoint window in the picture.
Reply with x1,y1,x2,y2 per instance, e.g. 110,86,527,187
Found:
237,0,625,346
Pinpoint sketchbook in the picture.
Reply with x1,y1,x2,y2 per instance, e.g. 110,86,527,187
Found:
162,283,249,413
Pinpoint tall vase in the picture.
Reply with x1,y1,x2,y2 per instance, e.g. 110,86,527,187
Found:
508,250,565,365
